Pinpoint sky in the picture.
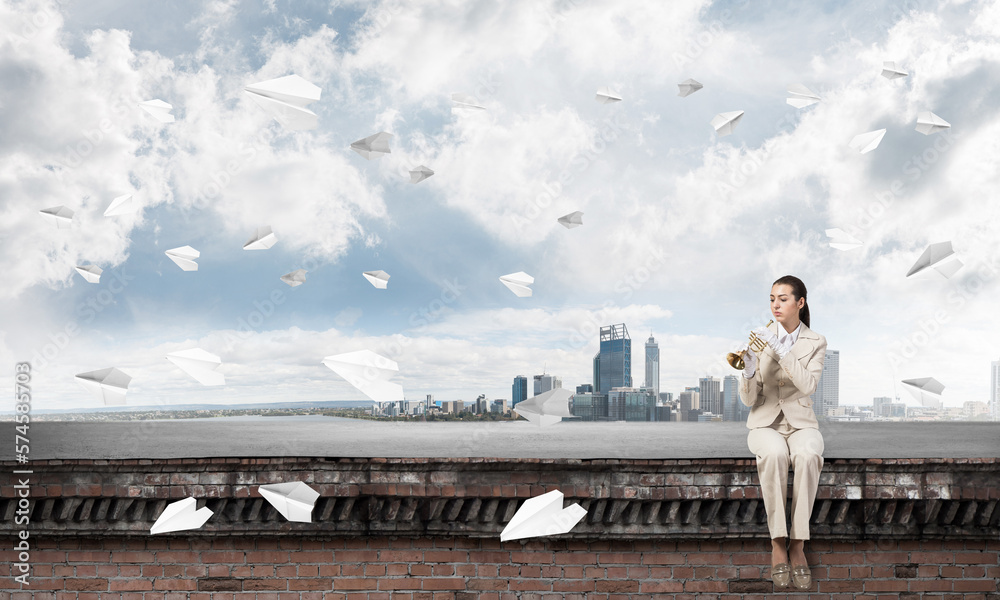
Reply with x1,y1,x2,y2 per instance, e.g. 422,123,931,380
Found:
2,0,1000,412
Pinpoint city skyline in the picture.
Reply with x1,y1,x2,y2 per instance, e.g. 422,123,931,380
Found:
4,1,1000,413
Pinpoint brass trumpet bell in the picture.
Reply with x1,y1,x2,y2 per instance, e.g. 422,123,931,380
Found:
727,319,774,370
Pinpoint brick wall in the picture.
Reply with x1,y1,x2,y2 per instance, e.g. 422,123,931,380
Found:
3,456,999,598
2,536,999,598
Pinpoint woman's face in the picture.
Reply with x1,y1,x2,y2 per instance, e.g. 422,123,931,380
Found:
770,283,805,329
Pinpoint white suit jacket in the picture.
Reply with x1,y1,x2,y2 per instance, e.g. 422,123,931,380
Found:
738,321,827,429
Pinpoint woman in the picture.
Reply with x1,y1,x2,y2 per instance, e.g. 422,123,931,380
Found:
737,275,827,591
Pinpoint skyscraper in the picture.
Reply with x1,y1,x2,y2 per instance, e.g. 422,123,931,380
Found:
597,324,631,393
533,373,562,396
644,335,660,397
810,350,839,419
873,396,892,418
991,358,1000,422
512,375,528,408
699,376,722,416
722,375,747,422
607,387,652,421
679,386,700,421
592,353,600,392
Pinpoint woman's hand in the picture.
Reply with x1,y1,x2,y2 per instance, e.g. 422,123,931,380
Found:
752,326,788,359
741,344,758,378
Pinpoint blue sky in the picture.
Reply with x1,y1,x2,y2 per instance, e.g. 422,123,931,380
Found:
2,0,1000,412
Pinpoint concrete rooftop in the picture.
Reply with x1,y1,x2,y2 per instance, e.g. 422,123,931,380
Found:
6,417,999,460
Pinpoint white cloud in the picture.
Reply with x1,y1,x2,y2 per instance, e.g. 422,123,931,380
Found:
5,0,1000,414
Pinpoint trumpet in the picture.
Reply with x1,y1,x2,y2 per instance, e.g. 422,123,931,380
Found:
726,319,773,370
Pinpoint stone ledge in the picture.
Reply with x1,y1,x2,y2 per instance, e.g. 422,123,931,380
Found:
2,457,997,540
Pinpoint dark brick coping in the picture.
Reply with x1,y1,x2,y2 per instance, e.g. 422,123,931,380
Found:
5,420,999,461
2,455,997,540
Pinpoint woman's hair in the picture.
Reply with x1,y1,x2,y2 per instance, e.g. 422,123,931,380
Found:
772,275,810,328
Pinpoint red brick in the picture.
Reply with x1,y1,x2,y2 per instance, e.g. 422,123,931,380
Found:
595,580,639,593
201,552,245,564
333,579,377,591
908,580,953,592
154,579,197,591
553,580,595,592
244,579,286,591
288,579,332,591
910,551,954,563
380,579,422,590
509,579,552,591
597,552,642,564
954,580,998,592
64,579,108,591
337,550,379,563
427,550,470,563
468,579,507,591
640,581,683,593
422,579,466,590
818,580,864,592
110,580,153,591
956,552,998,564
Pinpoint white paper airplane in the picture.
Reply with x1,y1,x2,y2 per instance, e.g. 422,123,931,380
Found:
677,78,703,97
557,211,584,229
166,348,225,386
165,246,200,271
825,228,863,251
786,84,821,108
881,61,908,80
499,272,534,297
915,111,951,135
900,377,944,409
138,99,175,123
75,265,103,283
350,131,392,160
244,74,321,131
711,111,744,136
40,206,74,228
409,165,434,183
500,490,587,542
451,93,485,110
848,129,886,154
258,482,321,522
281,269,307,287
322,349,404,403
905,241,963,279
75,367,132,406
104,194,137,217
243,226,277,250
514,388,573,427
150,497,214,535
595,86,622,104
363,270,390,289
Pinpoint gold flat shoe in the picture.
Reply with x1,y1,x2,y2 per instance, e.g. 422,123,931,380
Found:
791,564,812,590
770,563,791,588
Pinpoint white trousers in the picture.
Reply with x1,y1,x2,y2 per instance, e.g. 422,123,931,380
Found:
747,411,824,540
